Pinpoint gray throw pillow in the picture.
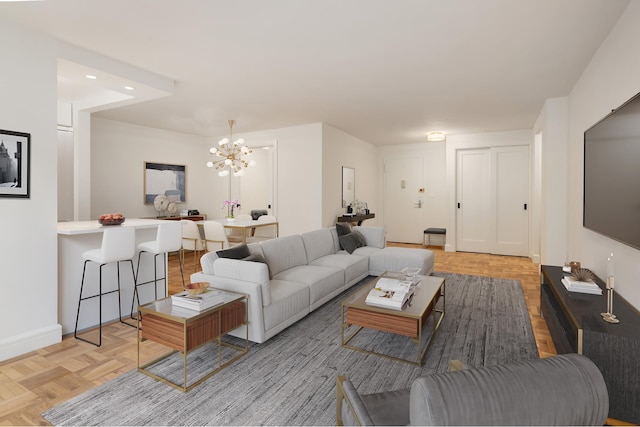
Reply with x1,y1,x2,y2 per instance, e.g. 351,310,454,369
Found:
339,231,366,254
216,244,251,259
336,222,352,236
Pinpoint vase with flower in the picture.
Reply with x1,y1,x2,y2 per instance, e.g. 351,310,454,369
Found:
222,199,240,221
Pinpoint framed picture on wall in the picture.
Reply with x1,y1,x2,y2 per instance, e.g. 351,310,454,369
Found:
144,162,186,204
0,129,30,198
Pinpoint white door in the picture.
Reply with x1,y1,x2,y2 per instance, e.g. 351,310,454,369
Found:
456,149,491,252
456,146,529,256
493,146,529,256
384,157,424,244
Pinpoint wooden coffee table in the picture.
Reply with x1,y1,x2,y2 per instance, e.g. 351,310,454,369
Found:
137,289,248,391
341,273,445,365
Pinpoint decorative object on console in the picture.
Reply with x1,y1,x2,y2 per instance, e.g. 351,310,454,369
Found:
167,202,178,216
154,194,169,216
206,119,256,177
602,253,620,324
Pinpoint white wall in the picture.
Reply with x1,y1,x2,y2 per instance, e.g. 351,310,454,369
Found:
534,97,569,266
0,21,61,361
377,141,448,238
567,1,640,309
91,118,209,219
321,124,379,228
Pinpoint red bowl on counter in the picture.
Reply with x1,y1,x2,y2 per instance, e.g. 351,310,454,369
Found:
98,214,125,226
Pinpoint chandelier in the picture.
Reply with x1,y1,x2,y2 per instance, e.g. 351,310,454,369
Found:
206,119,255,177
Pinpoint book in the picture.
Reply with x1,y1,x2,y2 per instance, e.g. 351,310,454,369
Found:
171,289,227,311
561,277,602,295
365,278,414,310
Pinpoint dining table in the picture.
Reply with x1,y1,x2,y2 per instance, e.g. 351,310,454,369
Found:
198,218,279,244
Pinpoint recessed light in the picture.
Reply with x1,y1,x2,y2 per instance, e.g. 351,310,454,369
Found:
426,131,446,142
85,74,97,80
124,86,134,91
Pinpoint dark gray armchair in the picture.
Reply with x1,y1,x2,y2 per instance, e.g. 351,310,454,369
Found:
336,353,609,426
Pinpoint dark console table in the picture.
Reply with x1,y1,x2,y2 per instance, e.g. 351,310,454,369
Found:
337,213,375,226
540,265,640,424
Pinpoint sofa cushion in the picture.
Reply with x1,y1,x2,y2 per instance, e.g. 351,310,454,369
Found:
301,229,337,263
354,226,385,248
217,243,251,259
339,230,366,254
263,280,310,331
260,235,308,277
309,253,369,284
274,265,344,305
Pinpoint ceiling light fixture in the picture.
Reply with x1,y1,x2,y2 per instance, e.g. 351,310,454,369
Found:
124,86,134,90
206,119,255,177
85,74,97,80
426,131,446,142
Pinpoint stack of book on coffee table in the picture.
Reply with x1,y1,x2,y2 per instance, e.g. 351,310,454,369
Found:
365,276,414,310
171,288,226,311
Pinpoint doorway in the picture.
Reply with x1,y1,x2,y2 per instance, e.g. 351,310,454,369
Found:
383,157,424,244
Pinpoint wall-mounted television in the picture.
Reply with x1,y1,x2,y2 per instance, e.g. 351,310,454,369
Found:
583,91,640,250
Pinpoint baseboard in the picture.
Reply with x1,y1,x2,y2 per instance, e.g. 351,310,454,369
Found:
0,323,62,362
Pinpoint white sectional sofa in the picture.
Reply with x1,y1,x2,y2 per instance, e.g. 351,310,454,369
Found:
191,226,434,343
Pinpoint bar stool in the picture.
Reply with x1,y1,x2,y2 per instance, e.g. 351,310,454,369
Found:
74,226,136,347
130,221,183,319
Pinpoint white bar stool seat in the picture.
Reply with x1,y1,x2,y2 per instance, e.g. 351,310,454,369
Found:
74,226,136,347
131,221,183,319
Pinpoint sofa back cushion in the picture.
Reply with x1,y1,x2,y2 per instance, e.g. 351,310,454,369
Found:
260,235,308,277
301,229,337,263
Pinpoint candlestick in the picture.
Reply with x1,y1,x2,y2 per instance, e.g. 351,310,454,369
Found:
607,253,614,278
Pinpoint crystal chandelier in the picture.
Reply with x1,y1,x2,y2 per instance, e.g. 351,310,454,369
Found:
206,119,255,177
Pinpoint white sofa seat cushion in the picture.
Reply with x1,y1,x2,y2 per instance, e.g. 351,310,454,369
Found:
260,235,308,277
309,254,369,284
274,265,344,305
263,280,310,331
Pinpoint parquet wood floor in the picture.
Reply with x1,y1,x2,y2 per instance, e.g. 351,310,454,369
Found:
0,246,556,426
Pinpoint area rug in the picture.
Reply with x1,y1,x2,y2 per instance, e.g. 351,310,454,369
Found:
42,272,537,426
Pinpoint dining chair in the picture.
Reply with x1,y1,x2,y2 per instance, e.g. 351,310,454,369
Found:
180,220,205,272
247,215,278,243
203,220,230,252
227,214,253,243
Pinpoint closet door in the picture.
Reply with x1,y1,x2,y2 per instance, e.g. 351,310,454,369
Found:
456,149,491,252
456,146,529,256
493,145,529,256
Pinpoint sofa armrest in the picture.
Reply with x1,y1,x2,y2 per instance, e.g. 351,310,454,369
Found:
354,226,385,249
336,376,375,426
409,353,609,426
191,271,267,343
212,258,271,306
200,251,218,274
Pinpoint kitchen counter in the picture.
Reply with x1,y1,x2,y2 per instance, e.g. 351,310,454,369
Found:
58,218,167,335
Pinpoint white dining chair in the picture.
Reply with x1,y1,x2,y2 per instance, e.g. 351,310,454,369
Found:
247,215,278,243
181,220,205,272
203,220,230,252
130,221,183,320
74,226,136,347
227,214,252,243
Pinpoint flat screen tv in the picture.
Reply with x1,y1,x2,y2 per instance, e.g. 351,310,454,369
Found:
584,91,640,250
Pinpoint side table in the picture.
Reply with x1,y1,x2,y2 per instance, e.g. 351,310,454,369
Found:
137,289,248,392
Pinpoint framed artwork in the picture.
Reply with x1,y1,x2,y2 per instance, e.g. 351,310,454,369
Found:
144,162,186,204
0,129,30,198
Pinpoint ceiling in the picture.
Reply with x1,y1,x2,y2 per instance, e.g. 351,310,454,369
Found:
2,0,630,145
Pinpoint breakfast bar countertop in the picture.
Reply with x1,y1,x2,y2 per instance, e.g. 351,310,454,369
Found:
57,218,165,235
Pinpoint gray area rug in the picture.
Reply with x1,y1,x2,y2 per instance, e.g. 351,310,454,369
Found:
43,273,538,426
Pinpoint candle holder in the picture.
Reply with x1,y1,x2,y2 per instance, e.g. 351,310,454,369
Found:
601,276,620,324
